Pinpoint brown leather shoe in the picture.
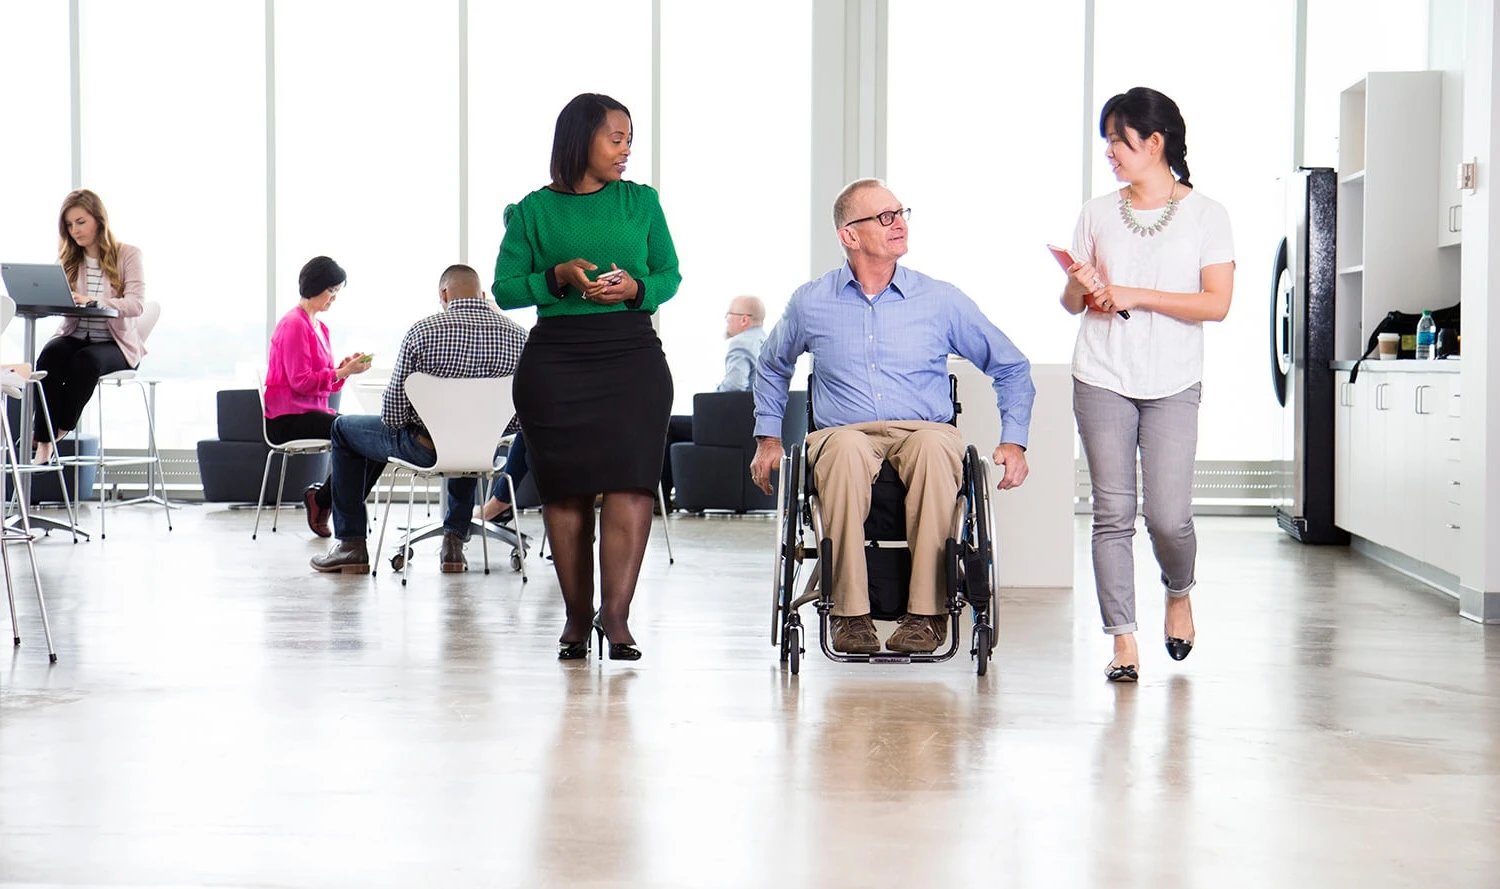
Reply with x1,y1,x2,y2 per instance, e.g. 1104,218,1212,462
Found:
440,532,467,573
303,485,331,538
886,613,949,654
311,539,369,574
830,614,880,654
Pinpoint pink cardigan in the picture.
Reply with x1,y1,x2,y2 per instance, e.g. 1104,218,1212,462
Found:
52,243,148,367
264,306,344,419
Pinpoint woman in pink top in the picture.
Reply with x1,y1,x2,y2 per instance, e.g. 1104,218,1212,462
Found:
264,256,373,537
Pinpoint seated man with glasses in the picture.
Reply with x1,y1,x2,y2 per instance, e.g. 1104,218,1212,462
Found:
749,178,1035,655
659,294,772,511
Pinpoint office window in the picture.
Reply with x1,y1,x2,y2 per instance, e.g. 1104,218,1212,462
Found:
1304,0,1430,166
0,3,73,361
77,0,266,449
657,0,810,407
886,2,1086,372
276,1,459,398
1093,1,1295,461
468,0,653,333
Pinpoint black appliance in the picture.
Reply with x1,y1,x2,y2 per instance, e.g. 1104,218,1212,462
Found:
1270,167,1347,544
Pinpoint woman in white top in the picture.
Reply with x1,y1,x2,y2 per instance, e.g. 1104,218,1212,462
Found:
33,189,147,463
1059,87,1235,682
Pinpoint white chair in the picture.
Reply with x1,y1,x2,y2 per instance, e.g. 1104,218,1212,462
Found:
0,296,83,543
0,297,57,661
59,301,173,538
372,373,525,586
251,369,333,540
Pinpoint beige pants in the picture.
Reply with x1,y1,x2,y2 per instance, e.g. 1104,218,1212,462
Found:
805,420,965,616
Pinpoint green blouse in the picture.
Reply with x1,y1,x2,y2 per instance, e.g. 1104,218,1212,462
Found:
492,180,682,316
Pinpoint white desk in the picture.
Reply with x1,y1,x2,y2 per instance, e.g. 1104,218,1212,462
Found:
948,359,1074,589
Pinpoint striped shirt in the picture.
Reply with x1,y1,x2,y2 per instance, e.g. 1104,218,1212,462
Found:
753,262,1035,448
72,258,111,341
381,297,528,431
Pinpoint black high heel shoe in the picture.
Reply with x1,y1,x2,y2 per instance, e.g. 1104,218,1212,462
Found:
1105,661,1139,683
593,614,642,662
557,633,591,660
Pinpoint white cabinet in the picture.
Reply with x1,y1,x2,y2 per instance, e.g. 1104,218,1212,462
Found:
1333,367,1460,575
1335,73,1446,360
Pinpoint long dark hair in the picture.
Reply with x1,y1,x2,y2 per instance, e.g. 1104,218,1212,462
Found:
549,93,631,192
1099,87,1192,188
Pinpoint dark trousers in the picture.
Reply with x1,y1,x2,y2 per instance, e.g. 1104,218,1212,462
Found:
493,432,529,505
34,336,131,440
267,410,381,510
660,414,693,504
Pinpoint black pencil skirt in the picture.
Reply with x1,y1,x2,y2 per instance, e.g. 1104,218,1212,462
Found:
513,312,673,503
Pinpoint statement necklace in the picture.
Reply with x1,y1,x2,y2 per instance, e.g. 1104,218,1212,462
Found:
1119,181,1179,237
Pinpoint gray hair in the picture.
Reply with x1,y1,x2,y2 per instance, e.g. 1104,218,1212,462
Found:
832,178,886,228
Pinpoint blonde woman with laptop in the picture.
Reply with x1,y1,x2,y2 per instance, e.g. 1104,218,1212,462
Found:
32,189,146,463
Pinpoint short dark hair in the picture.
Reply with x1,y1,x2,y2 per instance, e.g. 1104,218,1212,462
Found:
1099,87,1193,188
439,264,480,293
550,93,631,192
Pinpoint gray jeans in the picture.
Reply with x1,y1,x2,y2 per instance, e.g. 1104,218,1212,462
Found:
1073,379,1201,635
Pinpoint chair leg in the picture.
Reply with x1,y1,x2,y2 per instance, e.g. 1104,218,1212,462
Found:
272,451,289,533
2,541,17,646
2,423,55,661
137,381,172,529
478,475,490,575
95,390,107,540
657,483,675,565
502,473,527,582
402,476,417,586
372,471,400,578
33,381,79,543
252,449,277,540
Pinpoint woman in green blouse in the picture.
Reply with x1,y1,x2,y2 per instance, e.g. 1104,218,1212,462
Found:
493,93,681,662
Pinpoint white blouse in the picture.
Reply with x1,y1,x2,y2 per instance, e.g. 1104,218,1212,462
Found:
1069,189,1235,400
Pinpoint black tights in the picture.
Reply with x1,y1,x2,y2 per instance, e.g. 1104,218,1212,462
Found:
545,489,654,645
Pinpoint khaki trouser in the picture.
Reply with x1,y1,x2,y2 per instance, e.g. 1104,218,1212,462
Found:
805,420,965,616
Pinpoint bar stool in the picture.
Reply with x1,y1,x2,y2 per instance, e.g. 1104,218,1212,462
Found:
59,301,173,539
0,297,56,661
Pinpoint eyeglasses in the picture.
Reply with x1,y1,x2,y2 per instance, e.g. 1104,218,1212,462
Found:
725,312,752,318
842,207,912,228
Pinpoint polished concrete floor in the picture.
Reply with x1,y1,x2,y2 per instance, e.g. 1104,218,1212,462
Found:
2,504,1499,888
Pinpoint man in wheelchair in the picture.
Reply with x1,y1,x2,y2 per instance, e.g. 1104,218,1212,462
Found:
749,179,1035,654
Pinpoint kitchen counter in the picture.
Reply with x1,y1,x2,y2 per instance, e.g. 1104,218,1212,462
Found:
1331,359,1461,373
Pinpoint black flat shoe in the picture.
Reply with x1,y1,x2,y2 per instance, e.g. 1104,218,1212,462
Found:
593,615,642,662
1165,636,1194,661
1106,662,1139,683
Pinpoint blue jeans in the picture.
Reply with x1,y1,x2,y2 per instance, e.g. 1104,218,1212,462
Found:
328,414,479,541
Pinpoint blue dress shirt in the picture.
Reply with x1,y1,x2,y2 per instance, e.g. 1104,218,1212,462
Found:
753,263,1034,447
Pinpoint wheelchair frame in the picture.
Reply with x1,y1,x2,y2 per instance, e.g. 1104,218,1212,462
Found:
769,377,1001,676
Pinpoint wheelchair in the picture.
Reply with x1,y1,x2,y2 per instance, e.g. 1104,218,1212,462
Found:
770,376,999,676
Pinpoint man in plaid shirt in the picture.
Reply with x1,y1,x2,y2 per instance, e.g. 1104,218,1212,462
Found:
312,264,527,575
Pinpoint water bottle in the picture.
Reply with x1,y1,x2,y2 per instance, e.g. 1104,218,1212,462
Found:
1416,310,1437,360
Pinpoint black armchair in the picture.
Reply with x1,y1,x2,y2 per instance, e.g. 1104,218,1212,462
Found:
196,389,334,503
669,390,807,513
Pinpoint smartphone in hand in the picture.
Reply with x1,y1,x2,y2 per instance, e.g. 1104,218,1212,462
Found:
596,268,625,285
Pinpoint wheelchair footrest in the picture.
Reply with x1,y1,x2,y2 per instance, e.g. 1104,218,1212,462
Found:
867,654,913,665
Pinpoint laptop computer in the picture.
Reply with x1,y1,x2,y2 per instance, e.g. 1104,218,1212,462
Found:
0,262,114,314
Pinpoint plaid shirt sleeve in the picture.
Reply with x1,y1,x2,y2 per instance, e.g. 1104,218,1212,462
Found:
381,325,422,429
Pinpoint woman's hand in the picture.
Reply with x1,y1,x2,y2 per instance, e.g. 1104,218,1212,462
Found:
71,291,93,306
1092,285,1146,315
335,353,372,380
583,264,638,306
554,259,598,294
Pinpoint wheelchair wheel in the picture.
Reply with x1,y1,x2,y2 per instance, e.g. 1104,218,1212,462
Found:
788,615,802,675
967,446,999,654
974,624,991,676
773,448,803,647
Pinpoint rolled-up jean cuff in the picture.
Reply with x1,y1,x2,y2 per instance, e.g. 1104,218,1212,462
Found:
1166,579,1196,599
1103,622,1137,636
